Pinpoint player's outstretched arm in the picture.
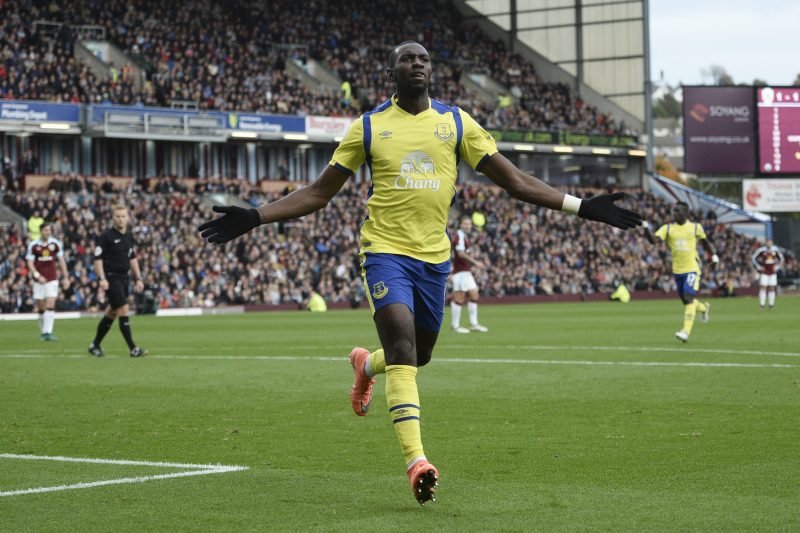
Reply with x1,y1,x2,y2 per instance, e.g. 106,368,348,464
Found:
641,222,657,245
700,238,719,269
479,153,643,230
198,165,350,244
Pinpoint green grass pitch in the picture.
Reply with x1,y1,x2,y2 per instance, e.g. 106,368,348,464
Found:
1,296,798,531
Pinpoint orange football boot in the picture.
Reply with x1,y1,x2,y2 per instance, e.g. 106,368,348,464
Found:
407,460,439,505
349,347,375,416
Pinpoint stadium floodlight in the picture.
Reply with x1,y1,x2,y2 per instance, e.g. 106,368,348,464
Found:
512,144,535,152
230,131,259,139
628,149,647,157
39,123,72,130
552,146,574,153
283,133,309,141
591,148,612,155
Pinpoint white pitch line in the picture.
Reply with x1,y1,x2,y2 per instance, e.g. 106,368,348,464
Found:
0,454,248,497
442,358,798,369
443,345,800,358
2,353,795,369
4,344,798,358
2,354,85,359
0,453,243,469
149,354,798,368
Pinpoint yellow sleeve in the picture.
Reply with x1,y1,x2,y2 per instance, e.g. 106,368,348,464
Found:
458,109,498,170
654,224,668,241
695,224,707,240
329,117,365,174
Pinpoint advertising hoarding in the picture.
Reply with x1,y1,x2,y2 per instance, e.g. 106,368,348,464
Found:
0,101,81,123
743,178,800,212
683,86,755,173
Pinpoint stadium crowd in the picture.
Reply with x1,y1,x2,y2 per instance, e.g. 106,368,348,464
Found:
1,179,786,314
1,0,632,135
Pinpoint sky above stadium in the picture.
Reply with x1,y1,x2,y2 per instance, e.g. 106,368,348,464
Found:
651,0,800,87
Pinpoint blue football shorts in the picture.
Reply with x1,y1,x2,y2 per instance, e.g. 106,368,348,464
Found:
673,271,700,300
361,252,451,332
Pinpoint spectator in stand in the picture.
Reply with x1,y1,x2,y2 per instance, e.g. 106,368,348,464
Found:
1,0,633,135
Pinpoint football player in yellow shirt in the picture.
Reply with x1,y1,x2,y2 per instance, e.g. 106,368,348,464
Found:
199,41,643,505
644,201,718,342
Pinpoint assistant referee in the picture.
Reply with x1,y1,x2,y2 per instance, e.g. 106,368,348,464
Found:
88,204,148,357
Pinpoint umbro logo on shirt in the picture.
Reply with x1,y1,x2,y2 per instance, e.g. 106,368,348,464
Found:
379,130,392,139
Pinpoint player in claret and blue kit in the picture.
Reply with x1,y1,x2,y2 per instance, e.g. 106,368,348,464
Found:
199,41,642,505
25,222,69,341
751,239,784,310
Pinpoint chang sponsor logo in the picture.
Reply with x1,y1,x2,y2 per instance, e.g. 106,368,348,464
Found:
393,151,441,192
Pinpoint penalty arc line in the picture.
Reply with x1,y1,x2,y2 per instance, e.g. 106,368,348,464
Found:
0,454,248,498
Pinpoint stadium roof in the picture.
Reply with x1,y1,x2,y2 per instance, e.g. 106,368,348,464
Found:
458,0,647,130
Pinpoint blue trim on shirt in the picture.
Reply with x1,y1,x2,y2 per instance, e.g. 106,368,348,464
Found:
452,108,463,164
431,99,464,165
332,162,353,175
476,153,491,171
362,99,393,179
362,114,373,175
430,99,450,114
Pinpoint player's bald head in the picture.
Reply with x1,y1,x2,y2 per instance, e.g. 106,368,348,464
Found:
388,41,428,68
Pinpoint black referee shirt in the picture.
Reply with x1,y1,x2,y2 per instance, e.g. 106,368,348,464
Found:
94,228,136,275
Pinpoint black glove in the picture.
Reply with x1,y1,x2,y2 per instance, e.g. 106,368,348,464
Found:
198,205,261,244
578,192,643,230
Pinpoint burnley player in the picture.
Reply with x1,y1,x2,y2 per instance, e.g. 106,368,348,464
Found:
644,201,718,342
450,216,488,333
25,222,69,341
751,239,784,309
199,41,642,505
88,204,147,357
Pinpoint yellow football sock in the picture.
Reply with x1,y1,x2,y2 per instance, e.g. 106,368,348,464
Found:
368,348,386,376
683,303,696,334
695,300,708,313
386,365,424,467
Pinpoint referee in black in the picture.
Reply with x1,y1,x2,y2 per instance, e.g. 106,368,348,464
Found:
88,204,148,357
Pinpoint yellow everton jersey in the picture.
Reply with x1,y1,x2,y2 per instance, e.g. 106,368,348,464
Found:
330,96,497,263
654,221,707,274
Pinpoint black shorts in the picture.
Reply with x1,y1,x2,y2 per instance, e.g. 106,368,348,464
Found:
106,274,130,309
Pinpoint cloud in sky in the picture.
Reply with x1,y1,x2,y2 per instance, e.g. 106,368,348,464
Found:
651,0,800,86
